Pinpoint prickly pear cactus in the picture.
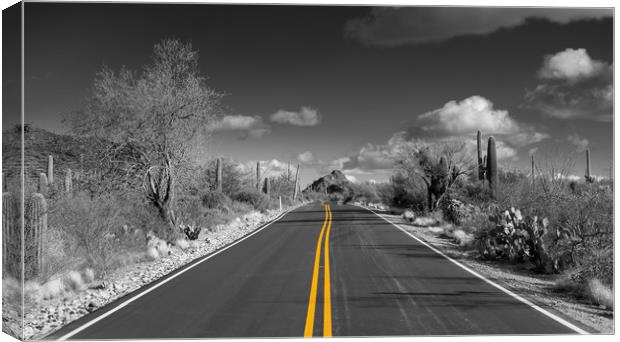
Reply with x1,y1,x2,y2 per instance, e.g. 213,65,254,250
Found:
477,207,557,273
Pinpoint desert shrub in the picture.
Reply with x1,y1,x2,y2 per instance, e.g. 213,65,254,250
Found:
346,182,380,204
229,200,254,214
586,278,614,309
231,187,271,211
51,192,126,277
402,210,415,223
201,190,232,210
458,181,494,205
439,198,476,225
175,194,216,235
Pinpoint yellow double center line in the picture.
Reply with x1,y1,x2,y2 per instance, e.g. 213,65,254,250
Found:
304,204,333,337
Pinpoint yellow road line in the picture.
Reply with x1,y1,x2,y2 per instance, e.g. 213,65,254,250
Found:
323,205,333,337
304,204,329,337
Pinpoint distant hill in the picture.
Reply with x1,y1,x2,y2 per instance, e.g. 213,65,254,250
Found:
303,170,352,194
2,124,98,182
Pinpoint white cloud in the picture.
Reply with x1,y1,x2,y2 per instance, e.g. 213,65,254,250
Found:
417,96,547,148
345,8,611,46
538,48,610,82
567,133,589,152
525,48,613,121
344,174,358,183
494,140,518,161
528,147,539,156
213,115,261,131
297,151,316,164
246,127,271,139
342,142,394,170
419,96,519,135
270,106,321,126
211,115,270,139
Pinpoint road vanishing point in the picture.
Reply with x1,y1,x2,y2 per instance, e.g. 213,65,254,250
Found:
48,202,587,339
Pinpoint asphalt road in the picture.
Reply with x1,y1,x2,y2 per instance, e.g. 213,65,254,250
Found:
49,202,583,339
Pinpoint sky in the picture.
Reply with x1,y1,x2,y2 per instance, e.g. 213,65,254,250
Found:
3,2,614,186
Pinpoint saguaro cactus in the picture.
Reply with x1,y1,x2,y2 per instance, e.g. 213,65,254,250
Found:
2,192,16,274
531,154,535,185
215,157,222,192
65,168,73,194
47,155,54,185
38,172,48,196
486,137,498,197
477,131,484,181
585,149,594,183
290,162,294,182
26,193,47,278
256,162,261,190
263,177,270,196
293,164,300,201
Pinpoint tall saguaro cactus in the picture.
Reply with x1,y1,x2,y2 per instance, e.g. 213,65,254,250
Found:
531,154,535,185
26,193,47,278
486,137,498,197
38,172,49,196
263,177,270,196
585,149,594,183
256,162,261,190
477,130,484,181
293,164,300,201
215,157,222,192
47,155,54,185
65,168,73,194
2,192,17,275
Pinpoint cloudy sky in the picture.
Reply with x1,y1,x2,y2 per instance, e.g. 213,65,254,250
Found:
4,2,614,185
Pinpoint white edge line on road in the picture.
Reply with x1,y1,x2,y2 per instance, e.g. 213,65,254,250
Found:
56,206,298,341
357,205,589,335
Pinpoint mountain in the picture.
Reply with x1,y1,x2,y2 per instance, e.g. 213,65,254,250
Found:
303,170,351,194
2,124,99,183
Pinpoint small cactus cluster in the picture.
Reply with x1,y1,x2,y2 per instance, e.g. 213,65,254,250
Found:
39,155,75,196
476,207,555,273
181,224,201,240
476,131,498,197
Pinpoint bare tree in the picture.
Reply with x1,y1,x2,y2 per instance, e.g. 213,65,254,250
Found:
65,39,222,228
395,141,473,211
